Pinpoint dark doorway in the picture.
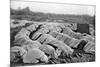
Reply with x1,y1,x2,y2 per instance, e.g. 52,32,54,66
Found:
76,24,90,34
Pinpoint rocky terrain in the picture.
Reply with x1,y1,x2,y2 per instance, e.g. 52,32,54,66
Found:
10,19,95,66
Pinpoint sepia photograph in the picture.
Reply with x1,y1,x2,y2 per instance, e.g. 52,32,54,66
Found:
10,0,95,67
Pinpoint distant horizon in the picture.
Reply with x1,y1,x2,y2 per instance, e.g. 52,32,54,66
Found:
11,0,95,16
11,7,95,17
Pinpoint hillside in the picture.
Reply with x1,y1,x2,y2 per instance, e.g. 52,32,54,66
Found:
10,7,95,24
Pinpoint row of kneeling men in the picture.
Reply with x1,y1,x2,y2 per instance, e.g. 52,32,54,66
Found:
11,24,95,63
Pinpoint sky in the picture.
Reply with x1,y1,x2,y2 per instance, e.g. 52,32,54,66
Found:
11,0,95,16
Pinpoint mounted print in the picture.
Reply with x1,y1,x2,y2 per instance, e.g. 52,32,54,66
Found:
10,0,95,67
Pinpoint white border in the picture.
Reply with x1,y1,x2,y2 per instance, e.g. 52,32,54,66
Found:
0,0,99,67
